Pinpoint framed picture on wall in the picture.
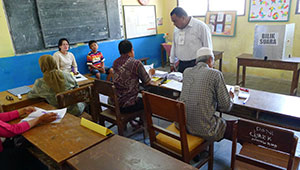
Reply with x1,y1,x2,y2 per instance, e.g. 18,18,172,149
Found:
248,0,291,22
205,11,237,37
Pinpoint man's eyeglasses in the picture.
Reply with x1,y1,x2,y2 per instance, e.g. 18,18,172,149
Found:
5,95,14,101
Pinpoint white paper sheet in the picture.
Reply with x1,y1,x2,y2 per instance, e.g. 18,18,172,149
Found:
21,107,67,123
161,80,182,92
74,73,88,82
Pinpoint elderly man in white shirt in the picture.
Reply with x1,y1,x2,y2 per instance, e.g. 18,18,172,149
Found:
170,7,213,73
179,47,234,141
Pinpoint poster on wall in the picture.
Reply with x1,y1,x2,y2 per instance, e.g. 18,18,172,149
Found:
205,11,237,37
249,0,291,22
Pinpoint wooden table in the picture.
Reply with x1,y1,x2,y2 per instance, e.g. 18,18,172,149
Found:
148,80,300,131
67,135,197,170
0,77,94,112
160,43,224,71
21,102,108,165
226,86,300,131
236,53,300,96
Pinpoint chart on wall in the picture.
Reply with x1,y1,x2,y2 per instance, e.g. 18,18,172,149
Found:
205,11,237,37
123,5,157,39
249,0,291,22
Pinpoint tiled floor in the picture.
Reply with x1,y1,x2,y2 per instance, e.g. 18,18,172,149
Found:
110,67,300,170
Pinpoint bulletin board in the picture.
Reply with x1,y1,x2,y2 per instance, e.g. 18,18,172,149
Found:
123,5,157,39
205,11,237,37
248,0,291,22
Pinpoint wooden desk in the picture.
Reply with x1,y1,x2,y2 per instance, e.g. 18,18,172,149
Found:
67,135,197,170
160,43,224,71
0,77,94,112
227,86,300,131
20,102,108,165
148,80,300,131
236,53,300,96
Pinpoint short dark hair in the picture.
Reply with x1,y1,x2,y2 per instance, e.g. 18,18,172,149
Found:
88,40,97,47
118,40,132,54
170,7,188,17
58,38,69,51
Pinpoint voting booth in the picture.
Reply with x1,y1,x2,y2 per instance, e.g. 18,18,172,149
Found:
253,23,295,60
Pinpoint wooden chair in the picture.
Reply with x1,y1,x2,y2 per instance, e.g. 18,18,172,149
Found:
231,119,299,170
92,79,145,137
56,84,94,121
142,91,214,169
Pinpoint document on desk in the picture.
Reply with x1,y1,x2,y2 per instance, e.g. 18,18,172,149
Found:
161,80,182,91
73,73,88,82
21,107,67,123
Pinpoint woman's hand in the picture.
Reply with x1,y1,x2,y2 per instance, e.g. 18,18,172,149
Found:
18,106,36,117
27,112,57,128
37,113,58,124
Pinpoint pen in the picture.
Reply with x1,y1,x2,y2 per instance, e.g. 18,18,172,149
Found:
243,97,249,104
159,77,167,86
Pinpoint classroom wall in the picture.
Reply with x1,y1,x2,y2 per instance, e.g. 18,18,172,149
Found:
0,1,14,57
0,0,165,91
163,0,300,81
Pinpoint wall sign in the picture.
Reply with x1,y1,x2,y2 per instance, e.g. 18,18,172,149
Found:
249,0,291,22
205,11,237,37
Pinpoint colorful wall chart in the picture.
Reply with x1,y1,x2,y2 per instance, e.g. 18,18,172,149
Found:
249,0,291,22
205,11,237,37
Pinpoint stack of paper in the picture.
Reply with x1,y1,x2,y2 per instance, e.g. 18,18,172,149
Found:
73,73,88,82
21,107,67,123
238,91,250,99
167,72,183,82
153,70,168,78
161,80,182,92
143,64,154,74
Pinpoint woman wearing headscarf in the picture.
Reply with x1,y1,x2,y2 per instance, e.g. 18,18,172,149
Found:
28,55,85,116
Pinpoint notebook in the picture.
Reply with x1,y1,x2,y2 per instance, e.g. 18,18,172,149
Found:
7,86,32,96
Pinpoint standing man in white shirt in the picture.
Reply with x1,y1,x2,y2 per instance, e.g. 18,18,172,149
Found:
170,7,213,73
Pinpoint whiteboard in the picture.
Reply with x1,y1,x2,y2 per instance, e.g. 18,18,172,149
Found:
123,5,157,39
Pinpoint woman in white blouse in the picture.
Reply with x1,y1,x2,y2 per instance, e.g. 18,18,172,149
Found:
53,38,78,74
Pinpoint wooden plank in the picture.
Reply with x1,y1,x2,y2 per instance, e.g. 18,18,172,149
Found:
21,102,107,164
67,135,197,170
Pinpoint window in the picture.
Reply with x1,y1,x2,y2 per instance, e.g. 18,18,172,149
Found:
296,0,300,14
178,0,246,16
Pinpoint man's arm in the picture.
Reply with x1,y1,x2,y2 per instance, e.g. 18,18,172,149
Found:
170,32,176,72
215,72,233,112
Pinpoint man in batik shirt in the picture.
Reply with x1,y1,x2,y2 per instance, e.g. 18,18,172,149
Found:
113,40,154,113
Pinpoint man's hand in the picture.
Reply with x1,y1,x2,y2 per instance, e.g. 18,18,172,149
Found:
170,65,175,72
18,106,36,117
229,91,234,99
149,69,155,76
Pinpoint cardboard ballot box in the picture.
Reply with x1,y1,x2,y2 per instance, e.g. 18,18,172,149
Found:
253,23,295,60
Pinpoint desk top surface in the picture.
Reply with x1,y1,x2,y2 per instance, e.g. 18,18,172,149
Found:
19,102,107,164
0,77,94,110
228,85,300,119
237,53,300,63
67,135,197,170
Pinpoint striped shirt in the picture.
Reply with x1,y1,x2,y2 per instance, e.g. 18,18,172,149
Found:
87,51,104,71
